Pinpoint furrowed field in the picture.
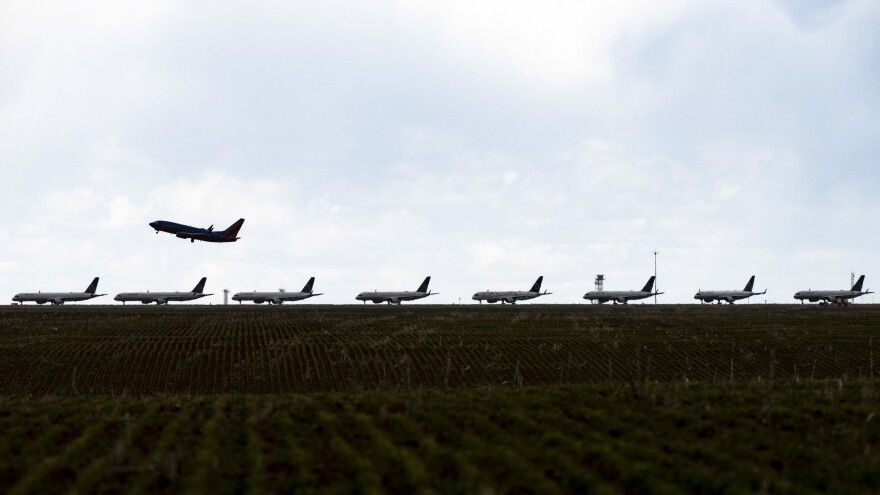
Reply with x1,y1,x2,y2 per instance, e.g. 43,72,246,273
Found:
1,305,878,493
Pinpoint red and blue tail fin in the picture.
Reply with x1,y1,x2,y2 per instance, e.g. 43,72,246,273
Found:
221,219,245,240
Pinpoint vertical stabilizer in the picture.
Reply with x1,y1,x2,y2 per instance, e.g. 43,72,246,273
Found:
852,275,865,292
221,219,245,240
417,276,431,293
192,277,207,294
743,276,755,293
641,276,656,293
530,276,543,293
85,277,99,294
301,277,315,293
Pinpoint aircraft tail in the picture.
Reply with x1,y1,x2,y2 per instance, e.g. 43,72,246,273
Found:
192,277,207,294
743,275,755,292
301,277,315,293
417,276,431,293
852,275,865,292
221,219,245,240
85,277,99,294
530,276,543,293
641,276,656,293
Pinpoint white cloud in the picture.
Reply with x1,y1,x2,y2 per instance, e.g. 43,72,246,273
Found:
1,1,878,304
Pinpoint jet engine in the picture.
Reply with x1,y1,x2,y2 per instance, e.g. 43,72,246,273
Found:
272,298,283,305
52,299,64,305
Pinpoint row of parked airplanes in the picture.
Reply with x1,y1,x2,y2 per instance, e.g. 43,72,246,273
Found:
10,275,873,306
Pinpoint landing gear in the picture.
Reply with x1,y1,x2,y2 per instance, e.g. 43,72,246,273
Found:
191,239,195,243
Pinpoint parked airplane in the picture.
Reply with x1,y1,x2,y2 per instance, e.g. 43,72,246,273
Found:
583,276,662,304
150,219,245,243
114,277,212,305
794,275,872,305
356,277,436,304
471,276,551,304
12,277,105,305
232,277,322,304
694,276,766,304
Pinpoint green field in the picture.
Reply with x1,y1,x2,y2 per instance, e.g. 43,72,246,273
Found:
1,305,878,493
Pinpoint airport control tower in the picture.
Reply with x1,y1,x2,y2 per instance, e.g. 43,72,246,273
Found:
594,275,604,304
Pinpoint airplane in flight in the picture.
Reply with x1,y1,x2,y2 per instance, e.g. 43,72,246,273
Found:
114,277,212,305
12,277,105,305
794,275,872,305
232,277,323,304
694,276,766,304
149,219,245,243
583,276,662,304
471,276,551,304
356,276,436,304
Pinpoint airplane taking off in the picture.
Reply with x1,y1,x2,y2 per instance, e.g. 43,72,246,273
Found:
794,275,872,305
356,277,436,304
12,277,105,305
471,276,551,304
150,219,245,243
694,276,766,304
114,277,212,305
583,276,662,304
232,277,323,304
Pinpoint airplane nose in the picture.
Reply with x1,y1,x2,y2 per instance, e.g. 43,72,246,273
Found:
472,294,478,300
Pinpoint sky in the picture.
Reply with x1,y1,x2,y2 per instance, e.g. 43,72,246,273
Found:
1,0,879,304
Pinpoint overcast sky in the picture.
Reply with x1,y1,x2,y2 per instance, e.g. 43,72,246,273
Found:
2,0,879,304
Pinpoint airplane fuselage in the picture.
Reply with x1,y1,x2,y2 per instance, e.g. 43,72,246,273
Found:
793,290,868,304
114,292,211,305
694,290,761,304
232,292,321,304
150,220,243,243
471,291,544,304
583,291,656,304
12,292,104,305
356,291,433,304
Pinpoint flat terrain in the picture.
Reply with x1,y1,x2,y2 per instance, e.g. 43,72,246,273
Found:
1,304,878,394
1,305,878,493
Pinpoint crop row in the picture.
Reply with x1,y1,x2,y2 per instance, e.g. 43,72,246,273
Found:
0,306,878,395
0,380,877,493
